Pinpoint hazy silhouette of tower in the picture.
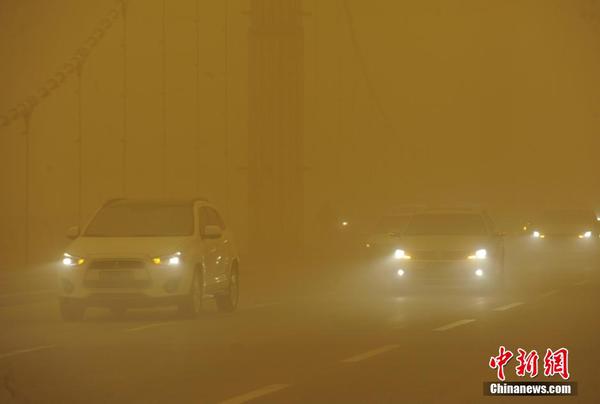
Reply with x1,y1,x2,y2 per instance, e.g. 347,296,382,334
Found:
248,0,304,259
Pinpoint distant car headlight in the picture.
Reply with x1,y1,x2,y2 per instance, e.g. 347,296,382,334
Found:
62,253,85,267
532,231,544,239
579,231,592,239
394,249,411,260
152,252,182,266
468,249,487,260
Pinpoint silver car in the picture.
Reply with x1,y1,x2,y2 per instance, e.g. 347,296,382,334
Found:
385,209,505,290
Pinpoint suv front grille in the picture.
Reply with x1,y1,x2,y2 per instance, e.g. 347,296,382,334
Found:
83,279,152,289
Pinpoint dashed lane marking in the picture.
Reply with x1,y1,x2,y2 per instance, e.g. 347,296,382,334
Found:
433,319,476,331
492,302,524,312
341,345,400,363
540,290,558,298
0,345,57,360
124,322,171,332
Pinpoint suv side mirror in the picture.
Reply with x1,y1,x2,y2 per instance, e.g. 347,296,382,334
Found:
202,225,222,239
67,225,80,239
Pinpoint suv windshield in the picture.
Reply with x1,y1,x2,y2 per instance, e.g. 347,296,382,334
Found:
404,213,488,236
84,202,194,237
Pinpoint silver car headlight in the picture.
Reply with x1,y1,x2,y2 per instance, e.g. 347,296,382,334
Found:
468,249,487,260
394,249,411,260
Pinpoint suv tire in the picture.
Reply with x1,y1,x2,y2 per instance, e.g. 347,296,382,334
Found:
178,269,203,318
215,267,239,312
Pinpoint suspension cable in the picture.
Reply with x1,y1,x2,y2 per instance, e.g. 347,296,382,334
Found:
0,0,124,129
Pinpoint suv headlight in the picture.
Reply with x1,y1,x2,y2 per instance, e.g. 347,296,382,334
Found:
152,252,182,266
62,253,85,266
394,249,411,260
468,249,487,260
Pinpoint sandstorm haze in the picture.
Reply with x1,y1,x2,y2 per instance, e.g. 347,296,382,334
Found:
1,2,600,403
1,0,600,265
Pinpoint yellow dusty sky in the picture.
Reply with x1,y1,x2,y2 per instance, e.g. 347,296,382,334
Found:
1,0,600,262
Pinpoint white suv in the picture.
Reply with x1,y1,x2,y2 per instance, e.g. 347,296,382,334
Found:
58,198,239,321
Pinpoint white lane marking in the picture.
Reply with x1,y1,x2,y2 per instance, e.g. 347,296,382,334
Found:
0,289,55,298
341,344,400,363
124,322,170,332
493,302,524,312
0,345,57,360
433,319,476,332
219,384,290,404
573,280,589,286
540,290,558,298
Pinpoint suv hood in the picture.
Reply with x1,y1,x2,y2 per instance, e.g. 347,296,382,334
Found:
65,236,193,259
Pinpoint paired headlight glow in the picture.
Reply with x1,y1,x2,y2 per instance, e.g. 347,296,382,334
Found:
579,231,592,239
532,231,545,239
62,253,85,266
394,249,411,260
468,249,487,260
152,252,182,266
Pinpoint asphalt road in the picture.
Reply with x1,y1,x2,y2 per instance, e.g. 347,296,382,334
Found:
0,252,598,403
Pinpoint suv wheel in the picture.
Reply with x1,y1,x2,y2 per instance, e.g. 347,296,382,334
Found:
178,269,203,318
59,299,85,321
215,267,239,312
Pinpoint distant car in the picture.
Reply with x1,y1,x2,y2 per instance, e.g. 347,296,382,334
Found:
520,209,600,268
58,198,240,321
384,209,504,289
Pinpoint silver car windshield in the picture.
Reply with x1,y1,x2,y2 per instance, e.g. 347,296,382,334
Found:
537,211,594,227
404,214,488,236
84,202,194,237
